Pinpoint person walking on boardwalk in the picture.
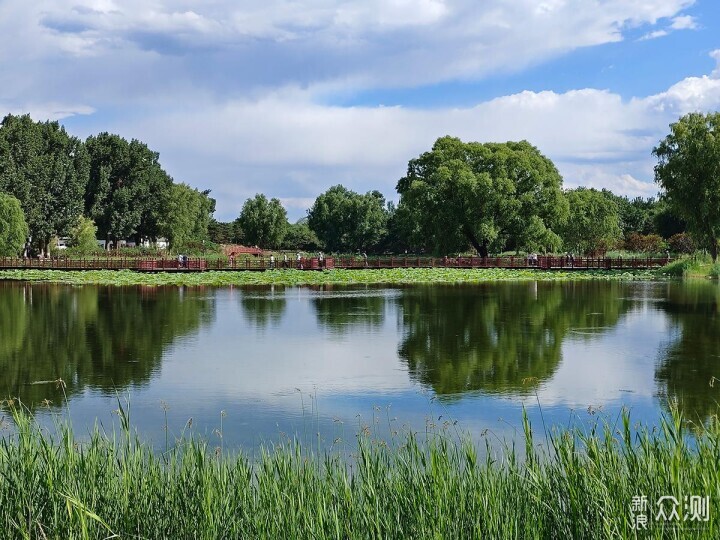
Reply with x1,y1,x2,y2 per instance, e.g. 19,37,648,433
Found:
270,254,275,269
363,251,368,267
283,253,288,269
296,252,303,269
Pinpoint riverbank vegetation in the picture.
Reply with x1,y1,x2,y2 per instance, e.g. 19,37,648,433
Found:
1,112,717,261
0,401,717,538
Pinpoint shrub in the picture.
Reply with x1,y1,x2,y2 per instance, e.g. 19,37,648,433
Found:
668,233,695,254
625,232,666,253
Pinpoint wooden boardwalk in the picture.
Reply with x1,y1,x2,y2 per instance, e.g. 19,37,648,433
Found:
0,255,671,272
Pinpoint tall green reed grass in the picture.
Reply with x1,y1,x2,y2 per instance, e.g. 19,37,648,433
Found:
0,399,718,539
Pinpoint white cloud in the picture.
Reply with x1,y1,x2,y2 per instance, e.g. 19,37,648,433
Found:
0,0,714,220
638,12,698,40
639,29,669,41
0,0,697,103
670,14,698,30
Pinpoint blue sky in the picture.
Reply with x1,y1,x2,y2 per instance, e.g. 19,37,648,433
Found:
1,0,719,221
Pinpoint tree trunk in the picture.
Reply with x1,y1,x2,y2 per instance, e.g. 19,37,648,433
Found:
711,238,718,263
462,225,488,257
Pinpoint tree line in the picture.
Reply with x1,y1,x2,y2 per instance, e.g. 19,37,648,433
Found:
0,114,214,256
1,111,718,260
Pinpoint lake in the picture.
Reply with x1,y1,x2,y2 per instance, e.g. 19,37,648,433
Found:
0,280,718,451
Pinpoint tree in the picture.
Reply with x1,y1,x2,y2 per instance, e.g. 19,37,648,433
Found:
85,133,173,247
0,114,89,254
282,222,322,251
653,112,720,261
396,137,567,256
560,188,622,255
161,183,215,249
69,216,99,253
307,185,389,252
208,220,242,244
236,194,288,248
0,192,28,256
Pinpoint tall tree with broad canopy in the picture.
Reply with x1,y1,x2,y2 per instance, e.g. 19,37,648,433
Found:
653,112,720,261
161,183,215,249
0,192,29,256
308,185,389,252
236,194,288,248
0,114,89,254
560,188,622,255
85,133,173,247
396,137,567,256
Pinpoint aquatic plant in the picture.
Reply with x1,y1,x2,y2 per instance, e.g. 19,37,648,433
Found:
0,401,717,538
0,268,662,287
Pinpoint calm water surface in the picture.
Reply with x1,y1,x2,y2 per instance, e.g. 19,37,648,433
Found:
0,280,718,450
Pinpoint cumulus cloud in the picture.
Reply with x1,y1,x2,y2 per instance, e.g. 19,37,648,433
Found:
0,0,698,107
95,48,716,219
1,0,715,220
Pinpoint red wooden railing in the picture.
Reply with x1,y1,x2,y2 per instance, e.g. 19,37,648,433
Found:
0,255,672,272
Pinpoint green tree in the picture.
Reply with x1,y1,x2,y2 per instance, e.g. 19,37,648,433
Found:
162,183,215,249
653,112,720,261
85,133,173,247
560,188,622,255
208,220,242,244
0,192,29,256
69,216,98,253
0,114,89,254
308,185,389,252
236,194,288,248
396,137,567,256
282,222,322,251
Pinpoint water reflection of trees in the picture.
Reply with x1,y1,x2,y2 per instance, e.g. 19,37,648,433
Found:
239,286,287,329
397,282,634,398
0,283,214,408
655,282,720,422
311,286,386,335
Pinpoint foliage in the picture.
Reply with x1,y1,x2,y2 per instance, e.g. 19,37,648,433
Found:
85,133,174,245
396,137,567,256
208,219,242,244
624,232,665,253
68,216,98,254
282,222,323,251
653,112,720,261
0,192,28,256
602,191,658,236
162,183,214,249
236,194,288,248
668,232,695,254
560,188,622,255
0,114,89,252
1,403,719,538
308,185,389,252
658,257,695,277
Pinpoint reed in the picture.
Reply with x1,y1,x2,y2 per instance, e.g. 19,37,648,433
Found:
0,401,717,539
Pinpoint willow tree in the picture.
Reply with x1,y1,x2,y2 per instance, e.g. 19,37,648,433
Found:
396,136,567,256
0,192,29,256
653,112,720,261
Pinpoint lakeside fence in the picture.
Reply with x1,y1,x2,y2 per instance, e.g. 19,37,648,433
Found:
0,255,672,272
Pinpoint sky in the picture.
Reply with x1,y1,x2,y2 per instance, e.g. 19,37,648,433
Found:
1,0,719,222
